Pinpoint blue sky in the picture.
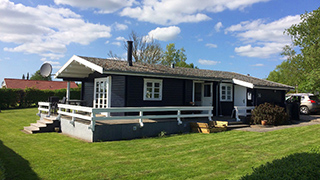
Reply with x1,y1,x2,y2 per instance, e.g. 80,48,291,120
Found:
0,0,319,83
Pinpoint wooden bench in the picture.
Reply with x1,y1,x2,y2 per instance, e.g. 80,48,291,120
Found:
190,121,228,134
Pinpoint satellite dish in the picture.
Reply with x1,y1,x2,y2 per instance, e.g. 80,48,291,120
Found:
40,63,52,77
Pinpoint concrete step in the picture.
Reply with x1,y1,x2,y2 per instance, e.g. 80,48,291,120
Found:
228,123,250,130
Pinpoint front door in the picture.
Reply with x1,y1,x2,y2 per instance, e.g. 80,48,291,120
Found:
234,85,247,114
202,83,213,107
93,77,111,108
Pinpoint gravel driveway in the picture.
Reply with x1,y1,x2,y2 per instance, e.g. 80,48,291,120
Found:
234,115,320,132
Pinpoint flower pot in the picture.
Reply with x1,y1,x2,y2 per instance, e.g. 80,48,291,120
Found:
261,120,267,125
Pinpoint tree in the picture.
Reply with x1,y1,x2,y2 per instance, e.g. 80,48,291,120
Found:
161,43,197,68
267,7,320,93
108,31,163,64
30,70,52,81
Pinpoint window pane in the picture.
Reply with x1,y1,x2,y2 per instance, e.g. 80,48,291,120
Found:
227,86,231,91
147,82,152,87
222,95,226,100
154,83,160,87
222,86,226,90
154,88,160,93
204,84,211,97
154,94,159,98
146,93,151,98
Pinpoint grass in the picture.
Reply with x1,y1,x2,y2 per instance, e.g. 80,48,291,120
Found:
0,108,320,180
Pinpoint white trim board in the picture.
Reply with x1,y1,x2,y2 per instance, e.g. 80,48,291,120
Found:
232,78,254,89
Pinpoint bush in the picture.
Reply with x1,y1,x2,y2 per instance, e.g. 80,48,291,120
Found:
251,103,288,125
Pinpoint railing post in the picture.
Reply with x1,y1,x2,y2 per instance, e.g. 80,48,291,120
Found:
47,102,51,117
177,109,182,125
235,107,240,121
89,110,95,131
56,106,61,121
139,110,144,127
208,108,213,121
70,109,75,125
36,103,41,117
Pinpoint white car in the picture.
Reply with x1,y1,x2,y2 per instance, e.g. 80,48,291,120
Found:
286,93,320,114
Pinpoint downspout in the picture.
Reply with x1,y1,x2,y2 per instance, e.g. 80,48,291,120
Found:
216,83,219,116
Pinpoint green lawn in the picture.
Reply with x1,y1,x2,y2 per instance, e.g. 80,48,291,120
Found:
0,108,319,180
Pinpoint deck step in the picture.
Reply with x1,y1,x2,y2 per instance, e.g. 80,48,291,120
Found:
23,116,61,134
23,126,40,134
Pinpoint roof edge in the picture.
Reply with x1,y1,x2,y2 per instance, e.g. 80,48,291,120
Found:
55,55,103,78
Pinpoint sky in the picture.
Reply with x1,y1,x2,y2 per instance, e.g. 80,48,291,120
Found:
0,0,319,83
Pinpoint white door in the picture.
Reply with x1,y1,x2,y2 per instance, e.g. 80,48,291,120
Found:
94,77,111,108
202,83,213,107
234,85,246,114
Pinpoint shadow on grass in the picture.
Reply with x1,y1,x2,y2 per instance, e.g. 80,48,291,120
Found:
240,152,320,179
0,140,39,180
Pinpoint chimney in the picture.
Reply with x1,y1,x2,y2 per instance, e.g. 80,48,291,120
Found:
127,41,133,66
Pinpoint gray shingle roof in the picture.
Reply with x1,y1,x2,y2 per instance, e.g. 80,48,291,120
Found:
79,56,293,89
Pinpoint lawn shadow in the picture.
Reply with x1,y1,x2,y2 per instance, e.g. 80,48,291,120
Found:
0,140,40,180
240,152,320,179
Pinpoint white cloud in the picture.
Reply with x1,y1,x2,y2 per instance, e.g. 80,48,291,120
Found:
116,36,126,41
54,0,134,14
112,22,128,31
235,43,284,58
145,26,181,42
112,42,121,46
198,59,221,65
251,63,264,67
225,15,301,58
215,22,223,32
120,0,269,25
0,0,111,59
206,43,218,48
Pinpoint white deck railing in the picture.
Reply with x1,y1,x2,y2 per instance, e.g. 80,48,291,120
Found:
56,104,213,131
37,102,51,117
231,106,255,121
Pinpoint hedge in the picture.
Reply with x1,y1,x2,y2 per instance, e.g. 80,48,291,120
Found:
0,88,80,109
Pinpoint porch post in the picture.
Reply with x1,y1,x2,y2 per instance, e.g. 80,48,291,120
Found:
66,81,70,101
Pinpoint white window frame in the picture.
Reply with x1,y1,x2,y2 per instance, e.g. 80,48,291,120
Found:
93,77,111,108
220,83,233,102
143,78,163,101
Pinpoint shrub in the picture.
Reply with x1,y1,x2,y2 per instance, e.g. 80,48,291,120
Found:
251,103,288,125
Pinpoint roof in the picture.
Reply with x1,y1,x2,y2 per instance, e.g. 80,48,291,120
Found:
55,55,294,90
3,79,78,90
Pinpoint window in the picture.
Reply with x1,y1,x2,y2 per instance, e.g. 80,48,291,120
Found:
143,79,162,101
220,83,232,101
